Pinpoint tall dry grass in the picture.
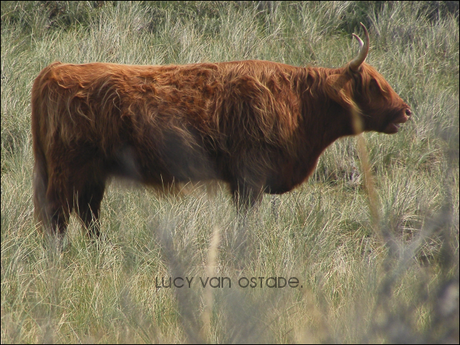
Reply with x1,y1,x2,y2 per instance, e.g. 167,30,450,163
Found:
2,1,458,343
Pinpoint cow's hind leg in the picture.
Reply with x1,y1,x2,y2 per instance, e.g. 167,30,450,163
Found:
33,146,70,236
34,155,74,251
75,180,106,239
42,180,73,249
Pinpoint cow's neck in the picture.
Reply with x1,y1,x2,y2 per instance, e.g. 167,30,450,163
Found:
286,67,357,183
298,67,355,148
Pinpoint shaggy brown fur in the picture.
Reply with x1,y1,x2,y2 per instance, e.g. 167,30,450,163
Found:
32,45,411,237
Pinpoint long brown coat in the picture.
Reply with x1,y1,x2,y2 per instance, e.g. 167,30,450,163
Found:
32,24,411,237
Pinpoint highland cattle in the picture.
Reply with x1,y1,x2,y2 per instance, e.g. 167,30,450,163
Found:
32,23,411,237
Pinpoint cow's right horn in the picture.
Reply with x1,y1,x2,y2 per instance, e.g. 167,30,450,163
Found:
349,23,369,71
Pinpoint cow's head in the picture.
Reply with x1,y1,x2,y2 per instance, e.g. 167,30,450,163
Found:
325,23,412,134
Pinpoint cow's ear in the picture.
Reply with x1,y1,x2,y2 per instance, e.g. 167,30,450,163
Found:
325,74,355,109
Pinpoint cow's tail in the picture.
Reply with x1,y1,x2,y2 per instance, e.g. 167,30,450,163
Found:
32,137,49,231
31,62,61,231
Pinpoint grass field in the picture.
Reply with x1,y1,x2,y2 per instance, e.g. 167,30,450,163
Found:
1,1,458,343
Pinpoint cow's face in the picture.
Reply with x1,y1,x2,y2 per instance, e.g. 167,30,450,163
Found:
351,63,412,134
325,23,411,135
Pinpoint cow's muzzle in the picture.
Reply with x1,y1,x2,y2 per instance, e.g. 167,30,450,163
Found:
384,107,412,134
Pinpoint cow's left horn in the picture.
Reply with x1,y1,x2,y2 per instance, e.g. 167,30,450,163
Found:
349,23,369,71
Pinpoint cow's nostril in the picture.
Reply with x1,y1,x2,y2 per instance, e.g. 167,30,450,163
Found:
405,108,412,116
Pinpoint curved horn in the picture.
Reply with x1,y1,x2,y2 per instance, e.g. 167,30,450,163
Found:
349,22,369,71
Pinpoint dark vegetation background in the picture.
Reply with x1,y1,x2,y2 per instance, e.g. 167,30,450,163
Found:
1,1,458,343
